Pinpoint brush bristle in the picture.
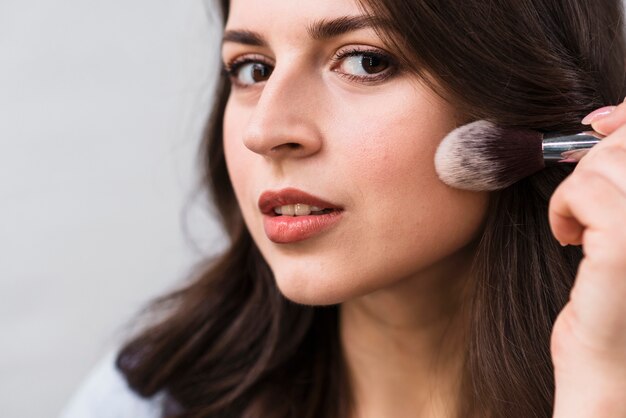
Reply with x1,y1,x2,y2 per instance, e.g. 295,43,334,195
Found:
434,120,545,191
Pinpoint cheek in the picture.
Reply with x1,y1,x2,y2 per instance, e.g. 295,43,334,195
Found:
325,89,488,283
332,88,457,213
223,99,243,172
223,100,265,244
330,83,452,186
223,99,253,205
221,83,488,305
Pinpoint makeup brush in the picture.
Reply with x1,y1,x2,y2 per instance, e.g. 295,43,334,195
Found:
434,120,602,191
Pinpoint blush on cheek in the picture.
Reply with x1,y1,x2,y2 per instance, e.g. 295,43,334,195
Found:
335,88,453,186
340,124,444,194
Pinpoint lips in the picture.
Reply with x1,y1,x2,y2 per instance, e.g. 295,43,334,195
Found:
258,188,344,243
258,188,343,215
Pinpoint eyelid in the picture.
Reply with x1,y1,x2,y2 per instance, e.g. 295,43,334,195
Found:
330,45,394,63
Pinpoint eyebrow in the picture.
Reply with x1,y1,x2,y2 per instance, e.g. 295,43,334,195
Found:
222,15,390,47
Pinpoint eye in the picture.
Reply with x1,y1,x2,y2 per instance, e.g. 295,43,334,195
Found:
340,53,389,75
223,56,274,88
332,48,396,83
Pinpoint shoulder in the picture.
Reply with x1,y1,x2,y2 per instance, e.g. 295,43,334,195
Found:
59,350,164,418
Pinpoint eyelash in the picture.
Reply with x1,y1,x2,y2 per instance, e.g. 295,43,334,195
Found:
222,47,398,89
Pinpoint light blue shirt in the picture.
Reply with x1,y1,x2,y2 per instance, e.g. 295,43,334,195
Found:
59,351,164,418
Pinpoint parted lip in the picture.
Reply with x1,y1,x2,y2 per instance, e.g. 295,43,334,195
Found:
258,188,343,215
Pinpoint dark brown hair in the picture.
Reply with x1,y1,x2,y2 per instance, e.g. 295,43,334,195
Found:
116,0,626,417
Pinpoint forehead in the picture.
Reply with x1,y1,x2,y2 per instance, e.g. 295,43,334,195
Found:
227,0,365,29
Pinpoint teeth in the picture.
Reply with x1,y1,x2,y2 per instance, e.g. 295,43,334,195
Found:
295,204,309,216
283,205,295,216
273,204,324,216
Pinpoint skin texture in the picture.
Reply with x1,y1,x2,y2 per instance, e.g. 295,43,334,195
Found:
221,0,488,415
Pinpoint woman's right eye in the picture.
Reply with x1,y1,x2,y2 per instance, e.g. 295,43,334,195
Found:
223,59,274,88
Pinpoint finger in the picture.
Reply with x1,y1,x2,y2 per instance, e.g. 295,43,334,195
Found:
575,145,626,198
568,251,626,349
549,171,626,247
594,122,626,150
572,122,626,169
581,105,616,125
548,180,583,245
591,102,626,135
554,128,626,244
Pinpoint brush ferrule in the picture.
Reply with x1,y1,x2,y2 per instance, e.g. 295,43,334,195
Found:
542,132,602,162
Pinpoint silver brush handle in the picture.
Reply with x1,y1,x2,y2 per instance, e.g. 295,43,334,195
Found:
542,132,602,162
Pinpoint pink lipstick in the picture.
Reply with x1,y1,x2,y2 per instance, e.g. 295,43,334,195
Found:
258,188,344,243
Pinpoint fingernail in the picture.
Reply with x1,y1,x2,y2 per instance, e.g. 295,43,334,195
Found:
581,106,616,125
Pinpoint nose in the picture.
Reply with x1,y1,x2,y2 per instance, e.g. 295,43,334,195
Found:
243,64,323,161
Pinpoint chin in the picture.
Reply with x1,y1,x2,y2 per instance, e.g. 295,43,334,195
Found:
273,270,352,306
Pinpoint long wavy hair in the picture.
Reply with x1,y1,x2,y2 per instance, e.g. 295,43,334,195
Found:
116,0,626,417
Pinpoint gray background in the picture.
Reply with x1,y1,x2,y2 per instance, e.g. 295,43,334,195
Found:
0,1,224,417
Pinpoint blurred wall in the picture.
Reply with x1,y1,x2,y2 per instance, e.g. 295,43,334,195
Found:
0,1,225,417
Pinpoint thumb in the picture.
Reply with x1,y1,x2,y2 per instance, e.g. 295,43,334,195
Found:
587,101,626,135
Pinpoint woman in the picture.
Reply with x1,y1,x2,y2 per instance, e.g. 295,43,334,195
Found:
63,0,626,416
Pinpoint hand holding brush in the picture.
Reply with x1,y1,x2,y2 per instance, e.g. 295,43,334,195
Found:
438,104,626,417
548,105,626,417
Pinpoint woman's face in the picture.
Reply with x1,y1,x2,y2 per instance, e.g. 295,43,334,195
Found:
222,0,489,305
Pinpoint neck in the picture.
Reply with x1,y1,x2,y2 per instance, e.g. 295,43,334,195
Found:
339,247,475,418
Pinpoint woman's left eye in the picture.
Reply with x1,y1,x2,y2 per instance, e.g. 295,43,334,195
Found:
332,49,396,82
